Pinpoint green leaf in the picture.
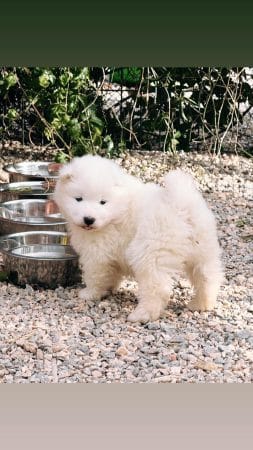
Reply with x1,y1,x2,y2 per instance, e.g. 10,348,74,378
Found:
68,119,81,140
104,135,114,152
39,70,56,88
51,118,62,130
7,108,19,120
6,73,18,88
55,151,70,163
44,127,53,140
90,114,103,128
60,72,72,86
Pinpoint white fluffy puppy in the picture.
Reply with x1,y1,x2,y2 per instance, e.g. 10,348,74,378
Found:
54,155,223,323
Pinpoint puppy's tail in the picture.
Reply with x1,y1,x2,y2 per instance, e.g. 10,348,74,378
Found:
163,169,209,213
164,169,200,204
164,169,218,237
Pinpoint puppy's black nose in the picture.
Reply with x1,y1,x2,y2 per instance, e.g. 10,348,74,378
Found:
83,216,95,226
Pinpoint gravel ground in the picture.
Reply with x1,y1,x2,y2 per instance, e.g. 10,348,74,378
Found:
0,145,252,383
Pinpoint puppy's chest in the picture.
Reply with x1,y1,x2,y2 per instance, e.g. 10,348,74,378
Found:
102,241,132,274
82,232,133,275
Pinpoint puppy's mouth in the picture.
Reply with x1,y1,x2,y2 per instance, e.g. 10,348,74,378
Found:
80,225,96,231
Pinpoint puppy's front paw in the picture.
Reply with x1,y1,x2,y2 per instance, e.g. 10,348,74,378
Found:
188,297,216,312
127,305,160,323
78,288,99,302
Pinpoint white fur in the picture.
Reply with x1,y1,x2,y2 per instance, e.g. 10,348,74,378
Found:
53,155,223,323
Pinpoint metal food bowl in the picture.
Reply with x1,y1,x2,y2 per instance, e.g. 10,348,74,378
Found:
0,181,55,203
0,231,81,288
0,199,67,235
3,161,62,182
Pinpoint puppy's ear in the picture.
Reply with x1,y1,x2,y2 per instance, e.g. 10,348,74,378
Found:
58,164,73,183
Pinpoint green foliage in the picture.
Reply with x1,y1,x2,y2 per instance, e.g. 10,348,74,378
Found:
0,67,110,161
0,67,252,157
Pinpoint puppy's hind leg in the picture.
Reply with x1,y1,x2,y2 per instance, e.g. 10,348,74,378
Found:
186,256,223,312
128,272,172,323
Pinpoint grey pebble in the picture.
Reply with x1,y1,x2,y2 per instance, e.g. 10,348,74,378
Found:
146,323,160,331
236,330,253,340
168,335,185,344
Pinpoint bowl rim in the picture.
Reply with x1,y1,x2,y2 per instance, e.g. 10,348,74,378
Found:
0,231,77,261
0,180,55,194
3,161,59,179
0,198,67,226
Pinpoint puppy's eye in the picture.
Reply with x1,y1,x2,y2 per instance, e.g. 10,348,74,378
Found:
100,200,107,205
75,197,83,202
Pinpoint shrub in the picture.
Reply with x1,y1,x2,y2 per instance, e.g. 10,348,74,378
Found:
0,67,111,161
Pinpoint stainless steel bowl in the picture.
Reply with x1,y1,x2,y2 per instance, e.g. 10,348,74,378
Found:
3,161,61,182
0,181,55,203
0,199,67,235
0,231,81,288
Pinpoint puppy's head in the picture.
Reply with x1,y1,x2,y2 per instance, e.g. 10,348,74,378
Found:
53,155,133,231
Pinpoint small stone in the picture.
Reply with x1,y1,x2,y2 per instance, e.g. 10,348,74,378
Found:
195,361,218,372
236,275,245,283
245,351,253,362
36,349,44,360
116,346,128,357
55,351,69,361
17,340,37,354
146,323,160,330
153,375,172,383
0,347,8,354
160,323,175,333
237,330,252,340
0,367,9,377
167,353,177,362
21,368,32,378
52,343,66,353
144,335,155,344
168,336,185,344
75,349,84,356
92,370,102,378
214,358,224,365
218,345,226,352
4,375,14,382
127,326,138,333
180,353,197,363
170,366,181,375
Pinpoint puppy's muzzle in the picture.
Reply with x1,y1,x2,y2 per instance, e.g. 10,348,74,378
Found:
83,216,95,226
